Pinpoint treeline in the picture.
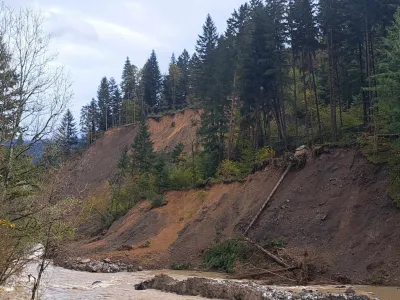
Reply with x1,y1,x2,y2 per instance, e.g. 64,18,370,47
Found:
82,0,400,175
79,49,194,146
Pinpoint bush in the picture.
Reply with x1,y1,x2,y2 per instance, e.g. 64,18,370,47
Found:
169,166,194,190
203,239,247,273
151,194,165,209
215,160,242,182
255,147,275,165
170,262,192,270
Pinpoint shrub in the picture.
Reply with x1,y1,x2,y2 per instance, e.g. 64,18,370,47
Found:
215,160,242,182
170,262,192,270
255,147,275,165
203,239,247,273
151,194,165,209
169,166,193,190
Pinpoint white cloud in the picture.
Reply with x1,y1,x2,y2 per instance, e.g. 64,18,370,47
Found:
85,18,163,49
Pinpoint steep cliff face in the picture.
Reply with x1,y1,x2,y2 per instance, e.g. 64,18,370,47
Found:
70,148,400,285
57,110,200,201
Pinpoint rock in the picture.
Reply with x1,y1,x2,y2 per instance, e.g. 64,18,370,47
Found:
109,264,120,273
80,258,91,264
345,287,356,295
103,258,111,264
335,286,346,288
138,266,143,271
92,281,102,285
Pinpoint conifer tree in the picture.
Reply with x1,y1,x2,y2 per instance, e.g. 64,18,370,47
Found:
109,77,122,127
97,77,111,131
55,109,78,157
130,121,155,173
176,49,191,107
142,50,162,113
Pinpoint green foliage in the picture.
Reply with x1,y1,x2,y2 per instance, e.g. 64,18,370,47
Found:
151,194,165,209
215,160,242,182
131,121,155,173
170,262,192,270
169,166,193,190
255,147,276,165
265,240,285,249
171,143,185,164
203,239,247,273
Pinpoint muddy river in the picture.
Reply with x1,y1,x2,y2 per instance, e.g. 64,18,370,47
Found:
1,263,400,300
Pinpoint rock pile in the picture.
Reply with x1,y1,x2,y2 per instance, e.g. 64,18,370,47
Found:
62,258,141,273
135,275,374,300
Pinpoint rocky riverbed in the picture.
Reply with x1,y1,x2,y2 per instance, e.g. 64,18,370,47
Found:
135,275,374,300
62,257,142,273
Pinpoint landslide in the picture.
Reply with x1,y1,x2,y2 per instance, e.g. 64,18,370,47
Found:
72,148,400,285
56,109,200,201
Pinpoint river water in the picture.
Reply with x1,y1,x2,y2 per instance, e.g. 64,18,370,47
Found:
1,263,400,300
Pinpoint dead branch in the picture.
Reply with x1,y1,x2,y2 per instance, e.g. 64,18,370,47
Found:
244,237,291,268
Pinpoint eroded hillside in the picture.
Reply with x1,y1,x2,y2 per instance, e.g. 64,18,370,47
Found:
57,110,200,201
69,148,400,285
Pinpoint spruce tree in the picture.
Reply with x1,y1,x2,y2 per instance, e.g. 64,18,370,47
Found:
121,57,137,100
55,109,78,157
97,77,111,131
109,77,122,127
142,50,162,113
176,49,191,107
131,121,155,173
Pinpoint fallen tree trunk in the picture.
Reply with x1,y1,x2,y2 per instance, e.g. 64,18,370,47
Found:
231,266,298,280
244,163,292,236
244,237,291,268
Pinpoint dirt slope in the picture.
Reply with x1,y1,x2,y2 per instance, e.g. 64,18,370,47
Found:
72,148,400,285
57,110,200,201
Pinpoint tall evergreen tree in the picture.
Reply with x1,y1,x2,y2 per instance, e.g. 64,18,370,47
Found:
130,121,155,173
55,109,78,157
121,57,137,100
97,77,111,131
176,49,191,107
109,77,122,127
142,50,162,113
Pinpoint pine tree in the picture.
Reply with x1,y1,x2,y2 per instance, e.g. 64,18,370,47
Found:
176,49,191,107
97,77,111,131
109,77,122,127
55,109,78,157
130,121,155,173
142,50,162,113
121,57,137,100
80,98,99,147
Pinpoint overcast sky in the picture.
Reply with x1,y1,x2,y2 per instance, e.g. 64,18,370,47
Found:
4,0,244,121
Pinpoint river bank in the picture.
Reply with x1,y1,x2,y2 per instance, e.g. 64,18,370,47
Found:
1,262,400,300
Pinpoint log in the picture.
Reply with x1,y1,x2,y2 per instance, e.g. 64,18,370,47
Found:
231,266,298,280
244,163,292,235
244,237,290,268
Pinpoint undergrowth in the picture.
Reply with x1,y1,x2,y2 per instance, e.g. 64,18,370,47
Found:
203,239,247,273
358,136,400,207
170,262,192,270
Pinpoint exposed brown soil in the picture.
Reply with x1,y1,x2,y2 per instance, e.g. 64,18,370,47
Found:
69,147,400,285
56,109,200,202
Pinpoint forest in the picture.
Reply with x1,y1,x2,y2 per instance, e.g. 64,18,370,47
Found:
48,0,396,221
63,0,399,173
2,0,400,296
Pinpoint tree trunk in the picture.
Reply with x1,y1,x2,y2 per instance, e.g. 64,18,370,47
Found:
310,53,322,141
292,51,299,142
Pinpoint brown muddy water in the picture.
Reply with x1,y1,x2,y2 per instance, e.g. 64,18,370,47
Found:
1,263,400,300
